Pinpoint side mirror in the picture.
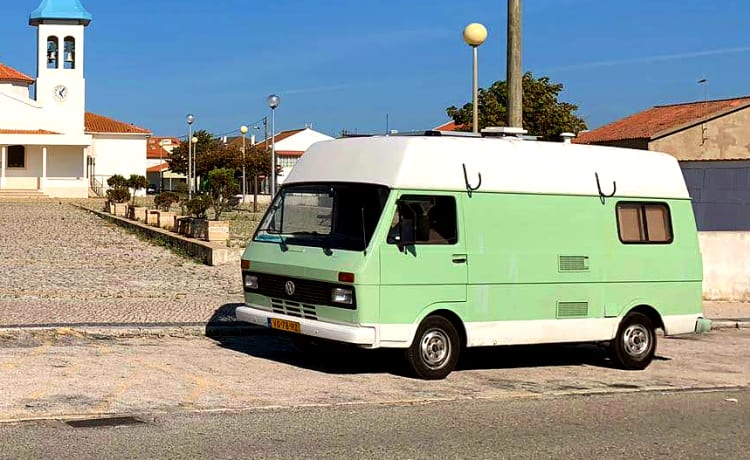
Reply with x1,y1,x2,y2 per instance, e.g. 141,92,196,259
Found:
398,217,416,249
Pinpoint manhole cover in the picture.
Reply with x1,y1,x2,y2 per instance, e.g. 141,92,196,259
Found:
65,416,145,428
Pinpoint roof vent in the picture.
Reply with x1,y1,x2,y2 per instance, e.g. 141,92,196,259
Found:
560,132,576,144
481,126,528,138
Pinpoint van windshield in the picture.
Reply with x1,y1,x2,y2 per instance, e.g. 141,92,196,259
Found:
254,183,390,252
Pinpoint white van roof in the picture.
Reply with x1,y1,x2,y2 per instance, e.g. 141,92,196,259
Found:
285,135,690,200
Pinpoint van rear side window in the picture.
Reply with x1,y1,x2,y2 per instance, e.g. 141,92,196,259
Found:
616,202,673,244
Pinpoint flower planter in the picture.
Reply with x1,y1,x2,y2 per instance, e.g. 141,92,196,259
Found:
156,211,176,230
191,219,230,242
147,210,160,226
176,217,192,236
128,206,149,222
112,202,128,217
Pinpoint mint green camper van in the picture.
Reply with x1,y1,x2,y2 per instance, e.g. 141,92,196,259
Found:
237,132,710,379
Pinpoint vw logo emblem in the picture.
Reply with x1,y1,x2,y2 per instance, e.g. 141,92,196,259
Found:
285,281,296,296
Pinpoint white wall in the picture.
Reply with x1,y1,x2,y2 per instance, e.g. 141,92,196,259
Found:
90,134,148,180
699,232,750,301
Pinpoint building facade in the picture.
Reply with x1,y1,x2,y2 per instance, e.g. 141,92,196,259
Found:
0,0,150,198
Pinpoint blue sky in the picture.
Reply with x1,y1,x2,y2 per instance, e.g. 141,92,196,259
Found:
2,1,750,139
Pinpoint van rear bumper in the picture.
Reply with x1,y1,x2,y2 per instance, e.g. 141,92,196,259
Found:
236,305,376,345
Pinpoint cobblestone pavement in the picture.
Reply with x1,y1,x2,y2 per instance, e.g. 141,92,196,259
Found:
0,201,243,326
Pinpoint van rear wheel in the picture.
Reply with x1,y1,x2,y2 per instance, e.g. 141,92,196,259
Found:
609,312,656,370
405,315,460,380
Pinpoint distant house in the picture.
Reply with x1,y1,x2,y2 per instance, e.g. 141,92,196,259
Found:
146,137,181,191
228,127,333,192
575,97,750,231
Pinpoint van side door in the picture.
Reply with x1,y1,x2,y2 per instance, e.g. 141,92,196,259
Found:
379,193,468,327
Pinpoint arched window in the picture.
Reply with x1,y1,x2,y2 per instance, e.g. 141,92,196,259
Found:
47,37,59,69
7,145,25,169
63,36,76,69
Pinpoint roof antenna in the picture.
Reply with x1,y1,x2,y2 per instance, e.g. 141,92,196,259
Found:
698,78,708,145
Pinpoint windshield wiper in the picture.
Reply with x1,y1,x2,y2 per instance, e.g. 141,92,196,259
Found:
290,231,333,256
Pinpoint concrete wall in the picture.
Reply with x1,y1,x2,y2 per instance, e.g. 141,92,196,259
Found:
650,107,750,161
699,231,750,301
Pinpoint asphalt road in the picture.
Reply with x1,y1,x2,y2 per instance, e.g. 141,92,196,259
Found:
0,388,746,459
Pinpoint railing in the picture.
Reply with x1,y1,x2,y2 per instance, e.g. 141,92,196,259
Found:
90,175,106,197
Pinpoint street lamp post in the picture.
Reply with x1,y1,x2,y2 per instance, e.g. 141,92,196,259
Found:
463,23,488,134
267,94,280,197
186,114,195,199
191,136,199,193
240,125,248,204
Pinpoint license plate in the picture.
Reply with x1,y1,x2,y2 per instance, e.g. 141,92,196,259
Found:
268,318,301,334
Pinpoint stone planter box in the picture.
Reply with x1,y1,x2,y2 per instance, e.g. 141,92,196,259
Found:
147,210,160,226
111,202,128,217
192,219,230,242
128,206,149,222
176,217,193,236
157,211,177,230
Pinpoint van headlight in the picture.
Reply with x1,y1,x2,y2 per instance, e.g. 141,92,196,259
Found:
244,274,258,289
331,287,353,305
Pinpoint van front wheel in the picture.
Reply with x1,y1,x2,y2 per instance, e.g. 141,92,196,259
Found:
609,312,656,370
405,316,460,380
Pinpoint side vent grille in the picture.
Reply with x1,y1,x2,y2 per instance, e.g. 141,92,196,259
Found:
559,255,589,272
557,301,589,318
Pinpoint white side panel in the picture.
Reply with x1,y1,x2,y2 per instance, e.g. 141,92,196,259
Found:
662,313,702,335
464,318,620,347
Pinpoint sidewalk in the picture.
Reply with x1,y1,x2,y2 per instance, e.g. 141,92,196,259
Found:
703,301,750,329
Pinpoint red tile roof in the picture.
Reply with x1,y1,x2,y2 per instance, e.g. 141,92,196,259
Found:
85,112,151,134
0,129,58,134
276,150,304,157
434,120,466,131
147,137,179,159
147,162,170,173
0,63,34,84
575,96,750,144
250,128,306,150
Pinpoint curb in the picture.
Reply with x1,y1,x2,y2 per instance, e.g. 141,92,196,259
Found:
710,319,750,330
0,322,274,342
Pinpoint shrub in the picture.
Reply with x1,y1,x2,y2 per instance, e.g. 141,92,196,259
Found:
106,187,131,203
107,174,127,189
154,191,180,211
205,168,240,221
185,194,211,219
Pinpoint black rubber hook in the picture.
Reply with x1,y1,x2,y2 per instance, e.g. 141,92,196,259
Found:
595,172,616,205
463,163,482,197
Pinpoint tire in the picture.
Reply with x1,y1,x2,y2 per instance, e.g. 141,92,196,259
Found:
609,312,657,370
405,315,461,380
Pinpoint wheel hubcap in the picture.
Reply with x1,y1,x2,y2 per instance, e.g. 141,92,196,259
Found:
420,328,451,370
623,324,650,358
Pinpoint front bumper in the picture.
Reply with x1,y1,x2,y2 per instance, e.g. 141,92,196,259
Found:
236,304,376,345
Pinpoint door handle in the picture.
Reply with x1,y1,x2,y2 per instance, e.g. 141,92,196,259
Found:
452,254,467,264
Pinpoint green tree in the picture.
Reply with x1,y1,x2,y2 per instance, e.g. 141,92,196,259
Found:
126,174,149,206
168,130,224,176
446,72,587,141
205,168,240,220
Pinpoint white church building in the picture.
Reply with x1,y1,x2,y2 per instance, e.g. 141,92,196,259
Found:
0,0,150,198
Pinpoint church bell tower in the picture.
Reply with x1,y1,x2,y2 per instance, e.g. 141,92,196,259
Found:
30,0,92,135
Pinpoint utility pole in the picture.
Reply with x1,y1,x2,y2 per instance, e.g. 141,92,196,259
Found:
507,0,523,129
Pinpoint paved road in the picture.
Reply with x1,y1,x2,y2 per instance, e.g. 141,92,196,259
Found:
0,327,747,422
0,201,243,326
0,388,746,459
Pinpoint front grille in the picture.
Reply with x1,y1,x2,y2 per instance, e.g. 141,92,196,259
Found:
244,272,356,309
270,298,317,319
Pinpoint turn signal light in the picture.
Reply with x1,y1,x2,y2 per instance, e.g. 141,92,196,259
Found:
241,260,250,270
338,272,355,283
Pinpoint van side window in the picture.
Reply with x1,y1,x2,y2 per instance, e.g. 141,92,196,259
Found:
388,195,458,245
616,202,673,244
